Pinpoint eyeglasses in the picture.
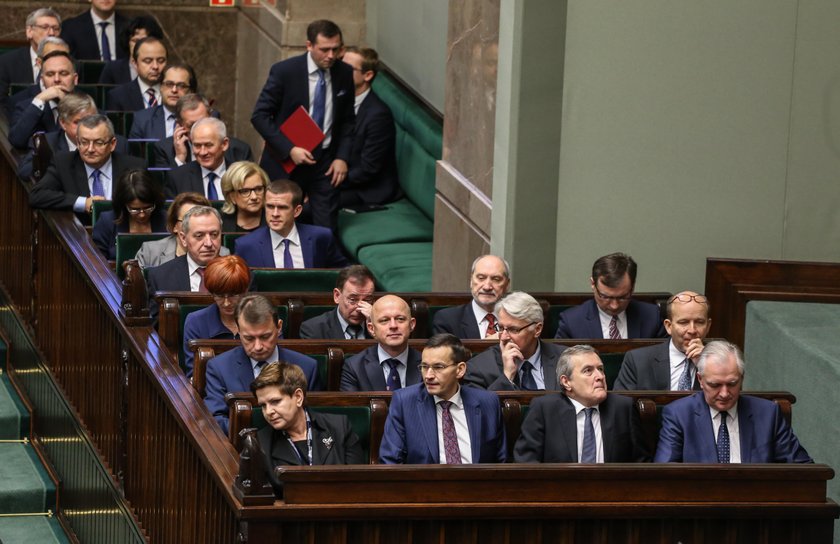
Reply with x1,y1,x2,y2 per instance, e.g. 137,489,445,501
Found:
669,294,708,305
236,186,266,197
78,138,114,149
161,81,191,91
594,285,633,302
345,296,374,306
418,363,458,374
127,204,155,215
31,23,61,32
493,321,537,335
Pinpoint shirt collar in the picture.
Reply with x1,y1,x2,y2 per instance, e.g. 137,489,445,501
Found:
434,386,463,408
568,395,600,414
185,253,202,276
470,299,493,328
597,306,626,326
200,162,226,180
377,345,409,366
709,402,739,424
668,338,691,368
64,132,77,152
354,88,371,114
249,346,279,368
137,78,160,99
90,10,116,25
269,222,300,248
335,307,351,333
525,341,542,370
83,156,113,179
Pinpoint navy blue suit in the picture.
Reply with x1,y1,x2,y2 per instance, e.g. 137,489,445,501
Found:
432,303,481,339
554,299,667,339
106,79,147,112
18,131,131,181
340,90,401,207
61,11,129,61
655,393,813,463
0,46,34,112
129,104,170,140
98,58,132,85
340,345,422,392
204,345,320,435
251,53,355,229
8,86,58,149
182,304,236,378
379,383,507,464
233,224,348,269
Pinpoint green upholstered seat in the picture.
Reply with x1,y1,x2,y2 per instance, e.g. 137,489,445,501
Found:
115,233,169,279
338,199,433,258
91,200,113,226
251,269,341,292
222,232,246,254
358,242,432,292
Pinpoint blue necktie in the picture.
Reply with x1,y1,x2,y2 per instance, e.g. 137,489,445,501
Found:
312,69,326,129
281,239,293,268
677,357,694,390
717,412,730,463
91,169,105,197
581,407,597,463
520,361,537,390
384,358,401,391
206,172,218,200
98,22,111,61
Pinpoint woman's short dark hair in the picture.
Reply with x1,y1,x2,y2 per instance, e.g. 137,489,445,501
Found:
251,361,308,399
113,169,165,225
121,16,164,52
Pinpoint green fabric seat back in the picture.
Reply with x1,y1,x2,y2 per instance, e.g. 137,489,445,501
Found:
115,233,169,279
78,60,105,84
338,200,433,258
91,200,113,227
357,242,432,292
543,304,573,339
302,305,336,322
601,352,623,390
223,232,246,254
252,269,341,292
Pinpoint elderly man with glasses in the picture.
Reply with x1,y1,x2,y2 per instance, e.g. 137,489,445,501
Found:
554,252,667,339
464,291,568,391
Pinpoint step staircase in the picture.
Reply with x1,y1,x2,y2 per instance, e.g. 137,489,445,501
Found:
0,338,71,544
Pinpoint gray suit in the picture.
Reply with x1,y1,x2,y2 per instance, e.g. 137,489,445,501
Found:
613,341,700,391
463,340,567,391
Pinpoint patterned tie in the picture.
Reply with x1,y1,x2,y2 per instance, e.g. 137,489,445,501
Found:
281,239,294,268
384,358,401,391
345,325,362,340
608,315,621,339
439,401,462,465
206,172,218,200
484,314,497,339
146,88,158,108
196,267,208,293
312,69,326,129
677,357,694,390
520,361,538,390
717,412,730,463
91,169,105,197
580,407,597,463
98,22,111,61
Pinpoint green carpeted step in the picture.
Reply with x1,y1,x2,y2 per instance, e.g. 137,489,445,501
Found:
0,515,72,544
0,375,26,440
0,443,55,513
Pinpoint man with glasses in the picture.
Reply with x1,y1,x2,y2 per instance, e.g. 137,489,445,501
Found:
129,63,196,140
235,180,348,269
464,291,568,391
0,8,62,111
29,114,145,215
614,291,711,391
340,295,422,391
300,265,376,339
554,252,667,339
380,333,506,464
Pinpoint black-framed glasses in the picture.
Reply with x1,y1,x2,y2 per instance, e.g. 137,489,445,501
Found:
594,285,633,302
669,294,708,305
418,363,458,374
494,321,537,335
236,186,266,197
127,204,155,215
78,137,114,149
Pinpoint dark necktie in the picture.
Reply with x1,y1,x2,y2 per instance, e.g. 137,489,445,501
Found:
98,22,111,61
91,169,105,197
281,238,294,268
717,412,730,463
484,314,496,338
345,325,362,339
196,267,208,293
608,315,621,339
145,87,158,108
520,361,537,391
384,358,401,391
580,407,597,463
206,172,218,200
312,69,326,129
439,401,462,465
254,360,267,378
677,357,694,391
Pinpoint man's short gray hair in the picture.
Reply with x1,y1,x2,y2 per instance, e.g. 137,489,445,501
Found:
36,36,68,58
190,116,226,141
27,8,62,28
470,254,511,278
58,92,96,121
181,205,221,234
697,340,745,377
556,344,599,383
494,291,543,324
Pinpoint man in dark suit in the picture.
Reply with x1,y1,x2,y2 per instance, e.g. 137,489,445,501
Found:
165,117,233,198
251,19,356,230
615,291,712,391
99,16,164,85
0,8,61,111
60,0,129,61
151,93,252,169
515,345,651,463
380,334,507,464
145,206,223,321
338,47,401,208
464,291,567,391
129,63,195,141
8,50,78,150
300,265,376,339
340,295,422,391
205,294,320,435
554,252,667,339
655,341,812,463
106,36,167,111
234,179,348,269
29,113,144,213
432,254,511,339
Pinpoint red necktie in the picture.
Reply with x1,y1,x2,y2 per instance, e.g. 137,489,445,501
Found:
484,314,496,338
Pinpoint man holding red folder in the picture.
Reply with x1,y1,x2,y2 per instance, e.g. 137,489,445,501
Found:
251,19,355,231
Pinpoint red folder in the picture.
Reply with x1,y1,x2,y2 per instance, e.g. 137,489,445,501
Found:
279,106,325,173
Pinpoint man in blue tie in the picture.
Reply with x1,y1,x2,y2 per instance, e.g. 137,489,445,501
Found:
165,117,230,199
655,341,813,464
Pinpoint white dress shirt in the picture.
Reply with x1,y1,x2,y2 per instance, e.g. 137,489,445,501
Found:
269,224,304,269
597,307,628,339
668,339,697,390
75,157,114,212
137,79,161,108
90,10,117,61
186,254,205,292
200,163,226,200
711,404,741,463
470,300,497,340
307,53,334,148
378,345,409,387
569,397,604,463
434,387,472,464
354,88,370,115
29,47,38,82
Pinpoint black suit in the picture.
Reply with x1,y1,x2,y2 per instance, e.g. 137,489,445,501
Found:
432,303,482,339
299,308,371,340
146,255,193,322
152,136,253,170
0,46,34,112
340,90,401,207
463,340,567,391
28,151,146,210
8,85,58,149
251,53,355,229
613,340,701,391
166,161,233,199
339,345,422,391
98,58,132,85
61,11,129,61
106,79,147,112
514,392,651,463
18,130,131,180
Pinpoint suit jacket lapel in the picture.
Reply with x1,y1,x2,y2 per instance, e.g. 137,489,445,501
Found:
693,395,718,462
257,226,275,267
298,225,315,268
72,154,89,197
174,257,191,291
298,54,311,109
235,349,256,392
328,309,345,338
584,300,604,338
737,400,753,463
653,342,671,389
600,395,616,462
310,413,336,465
560,396,579,461
269,428,304,466
418,389,440,463
540,341,559,390
461,304,481,339
461,388,483,463
363,347,388,390
405,349,421,386
625,301,641,338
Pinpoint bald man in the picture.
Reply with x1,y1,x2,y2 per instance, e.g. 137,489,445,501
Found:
339,295,422,391
614,291,712,391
